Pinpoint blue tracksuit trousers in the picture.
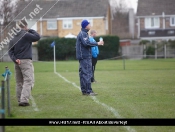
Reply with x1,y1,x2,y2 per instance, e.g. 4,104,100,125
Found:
79,58,93,94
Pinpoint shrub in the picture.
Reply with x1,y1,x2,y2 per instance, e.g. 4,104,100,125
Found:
37,35,120,61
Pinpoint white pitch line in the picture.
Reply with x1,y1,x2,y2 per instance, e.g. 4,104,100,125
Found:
30,95,39,111
0,89,39,112
54,72,136,132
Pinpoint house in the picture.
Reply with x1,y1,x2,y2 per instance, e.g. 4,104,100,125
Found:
0,0,112,62
136,0,175,59
136,0,175,41
16,0,112,38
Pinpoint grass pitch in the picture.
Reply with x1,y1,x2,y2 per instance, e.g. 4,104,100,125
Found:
0,59,175,132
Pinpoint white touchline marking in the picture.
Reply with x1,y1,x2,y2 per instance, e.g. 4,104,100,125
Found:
55,72,136,132
30,95,39,111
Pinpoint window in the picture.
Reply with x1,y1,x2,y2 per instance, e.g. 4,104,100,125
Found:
47,20,57,30
63,20,73,29
145,18,160,28
170,17,175,26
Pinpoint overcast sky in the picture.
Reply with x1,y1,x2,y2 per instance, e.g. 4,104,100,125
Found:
10,0,138,13
111,0,138,12
126,0,138,11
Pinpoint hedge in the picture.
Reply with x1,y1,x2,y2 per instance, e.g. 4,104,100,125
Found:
95,36,120,59
37,35,120,61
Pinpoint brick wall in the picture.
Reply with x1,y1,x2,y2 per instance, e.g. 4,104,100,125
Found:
165,17,175,29
140,18,144,30
38,18,107,38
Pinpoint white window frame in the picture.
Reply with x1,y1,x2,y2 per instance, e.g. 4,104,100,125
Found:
62,19,73,29
145,17,160,29
47,20,57,30
170,17,175,26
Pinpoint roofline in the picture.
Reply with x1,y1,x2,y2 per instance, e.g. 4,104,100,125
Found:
140,36,175,40
15,16,105,21
136,15,175,18
57,17,105,20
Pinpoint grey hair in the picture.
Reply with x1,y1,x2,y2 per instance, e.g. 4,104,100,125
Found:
16,19,28,28
90,30,96,35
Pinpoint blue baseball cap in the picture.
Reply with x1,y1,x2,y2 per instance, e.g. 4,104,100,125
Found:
81,20,90,29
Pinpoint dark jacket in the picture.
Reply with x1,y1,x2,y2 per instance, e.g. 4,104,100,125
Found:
8,29,40,63
76,28,98,60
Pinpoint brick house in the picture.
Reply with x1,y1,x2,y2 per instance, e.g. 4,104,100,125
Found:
16,0,112,38
136,0,175,41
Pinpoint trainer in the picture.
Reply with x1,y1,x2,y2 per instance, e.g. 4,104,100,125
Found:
8,20,40,106
89,30,99,83
76,20,103,96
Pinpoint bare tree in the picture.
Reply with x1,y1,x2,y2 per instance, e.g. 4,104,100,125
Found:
110,0,132,38
0,0,19,28
0,0,20,62
0,0,20,46
110,0,129,14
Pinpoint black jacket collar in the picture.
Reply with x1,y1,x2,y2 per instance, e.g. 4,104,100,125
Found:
81,28,89,33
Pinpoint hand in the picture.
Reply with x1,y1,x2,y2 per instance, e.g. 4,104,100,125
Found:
24,26,29,31
28,29,32,32
97,41,104,46
16,59,21,65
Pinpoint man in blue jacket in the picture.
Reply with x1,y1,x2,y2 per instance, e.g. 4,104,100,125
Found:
76,20,103,96
8,20,40,106
89,30,99,83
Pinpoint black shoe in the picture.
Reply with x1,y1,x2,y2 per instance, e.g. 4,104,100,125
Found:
19,102,30,107
91,80,97,83
82,93,88,96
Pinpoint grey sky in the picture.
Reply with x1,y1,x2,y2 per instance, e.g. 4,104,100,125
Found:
111,0,138,12
11,0,138,13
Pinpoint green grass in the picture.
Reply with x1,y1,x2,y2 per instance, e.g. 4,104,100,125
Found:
0,59,175,132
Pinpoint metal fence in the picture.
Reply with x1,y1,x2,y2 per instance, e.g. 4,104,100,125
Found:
0,66,11,132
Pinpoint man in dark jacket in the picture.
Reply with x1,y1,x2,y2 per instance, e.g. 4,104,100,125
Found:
8,20,40,106
76,20,103,96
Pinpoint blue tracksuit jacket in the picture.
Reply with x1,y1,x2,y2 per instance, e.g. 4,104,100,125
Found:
89,36,99,58
76,28,98,60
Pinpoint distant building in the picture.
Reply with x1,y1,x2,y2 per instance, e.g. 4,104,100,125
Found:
136,0,175,41
16,0,112,38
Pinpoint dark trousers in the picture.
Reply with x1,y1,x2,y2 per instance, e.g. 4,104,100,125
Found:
79,58,93,94
91,57,97,82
